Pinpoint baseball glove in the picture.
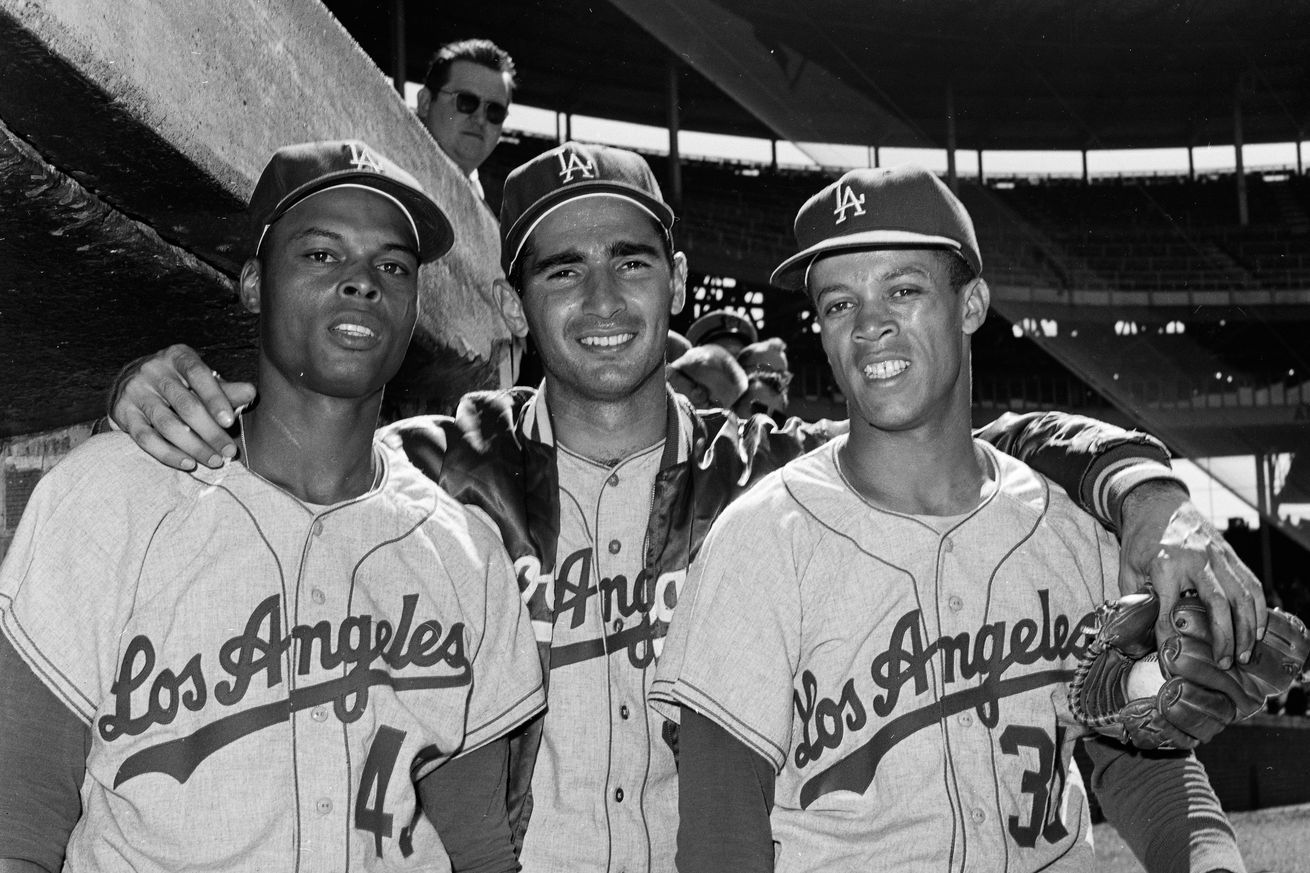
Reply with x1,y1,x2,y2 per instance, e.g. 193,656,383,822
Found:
1068,590,1310,750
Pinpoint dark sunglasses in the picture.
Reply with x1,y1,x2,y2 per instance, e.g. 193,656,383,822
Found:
440,89,508,124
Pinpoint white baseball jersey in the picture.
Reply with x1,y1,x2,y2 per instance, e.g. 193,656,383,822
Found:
516,390,689,873
0,431,545,873
651,438,1119,873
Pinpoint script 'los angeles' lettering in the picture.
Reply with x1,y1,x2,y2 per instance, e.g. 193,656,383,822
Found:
793,590,1092,768
98,593,467,742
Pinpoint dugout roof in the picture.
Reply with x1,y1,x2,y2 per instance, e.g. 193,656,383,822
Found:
330,0,1310,154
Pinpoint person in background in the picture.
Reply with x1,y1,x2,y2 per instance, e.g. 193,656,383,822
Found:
734,336,792,421
685,308,758,357
668,344,749,411
416,38,515,201
665,329,693,363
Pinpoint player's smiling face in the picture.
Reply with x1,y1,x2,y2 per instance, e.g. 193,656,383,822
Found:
518,196,686,403
809,248,987,434
241,187,420,400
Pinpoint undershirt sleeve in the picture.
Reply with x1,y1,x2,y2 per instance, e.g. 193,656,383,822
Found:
1083,736,1246,873
418,737,518,873
0,632,88,872
676,707,776,873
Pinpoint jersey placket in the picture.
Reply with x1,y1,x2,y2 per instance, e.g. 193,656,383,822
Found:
291,508,353,872
591,453,661,873
947,531,1005,870
536,443,667,873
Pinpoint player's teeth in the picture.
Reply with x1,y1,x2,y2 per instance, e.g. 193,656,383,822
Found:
864,360,909,380
334,323,375,338
580,333,635,347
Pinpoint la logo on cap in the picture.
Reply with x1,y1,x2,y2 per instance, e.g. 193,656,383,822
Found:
347,142,383,173
833,181,866,225
557,148,597,183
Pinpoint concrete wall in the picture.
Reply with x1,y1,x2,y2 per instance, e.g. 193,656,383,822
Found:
0,0,511,428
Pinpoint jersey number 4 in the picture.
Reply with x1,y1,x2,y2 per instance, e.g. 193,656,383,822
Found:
355,725,419,858
999,724,1071,849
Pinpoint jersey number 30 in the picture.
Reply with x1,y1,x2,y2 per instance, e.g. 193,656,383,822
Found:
999,724,1071,849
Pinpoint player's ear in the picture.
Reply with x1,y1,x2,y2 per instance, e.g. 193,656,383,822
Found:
669,251,688,316
960,277,989,336
416,87,433,123
492,277,529,338
238,259,262,315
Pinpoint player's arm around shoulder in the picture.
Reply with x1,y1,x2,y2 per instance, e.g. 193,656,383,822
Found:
717,406,846,483
974,410,1176,528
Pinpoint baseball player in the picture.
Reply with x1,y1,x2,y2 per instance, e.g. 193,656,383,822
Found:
0,141,545,873
651,166,1248,873
104,144,1264,873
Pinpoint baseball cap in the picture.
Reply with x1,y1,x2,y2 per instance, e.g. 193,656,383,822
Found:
500,141,675,276
685,309,758,348
249,140,454,263
667,344,748,409
770,165,982,291
737,337,789,375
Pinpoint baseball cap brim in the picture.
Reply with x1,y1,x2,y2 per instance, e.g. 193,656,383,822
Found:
770,229,967,291
503,184,674,275
266,170,454,263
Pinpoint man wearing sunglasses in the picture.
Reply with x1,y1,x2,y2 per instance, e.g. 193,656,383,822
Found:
416,39,515,198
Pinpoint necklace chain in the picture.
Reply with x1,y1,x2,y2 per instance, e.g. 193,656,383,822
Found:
238,416,381,492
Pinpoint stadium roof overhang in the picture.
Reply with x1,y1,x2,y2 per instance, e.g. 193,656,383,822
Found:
331,0,1310,154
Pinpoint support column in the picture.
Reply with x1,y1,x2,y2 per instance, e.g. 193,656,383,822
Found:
867,145,874,168
667,56,683,209
771,139,778,172
1297,136,1304,176
977,149,985,185
390,0,406,96
874,145,881,168
565,113,573,141
1187,145,1195,181
1255,452,1274,587
1081,149,1089,184
1234,83,1249,226
945,78,958,192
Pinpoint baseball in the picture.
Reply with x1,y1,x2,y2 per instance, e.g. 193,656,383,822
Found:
1126,653,1168,699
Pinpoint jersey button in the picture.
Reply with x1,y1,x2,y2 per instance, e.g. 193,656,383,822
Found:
620,704,631,720
608,539,622,554
959,713,973,727
948,595,964,612
613,618,624,632
970,808,985,824
316,798,333,815
311,587,326,605
614,788,624,803
607,473,620,487
943,537,954,553
311,706,329,722
311,520,324,537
